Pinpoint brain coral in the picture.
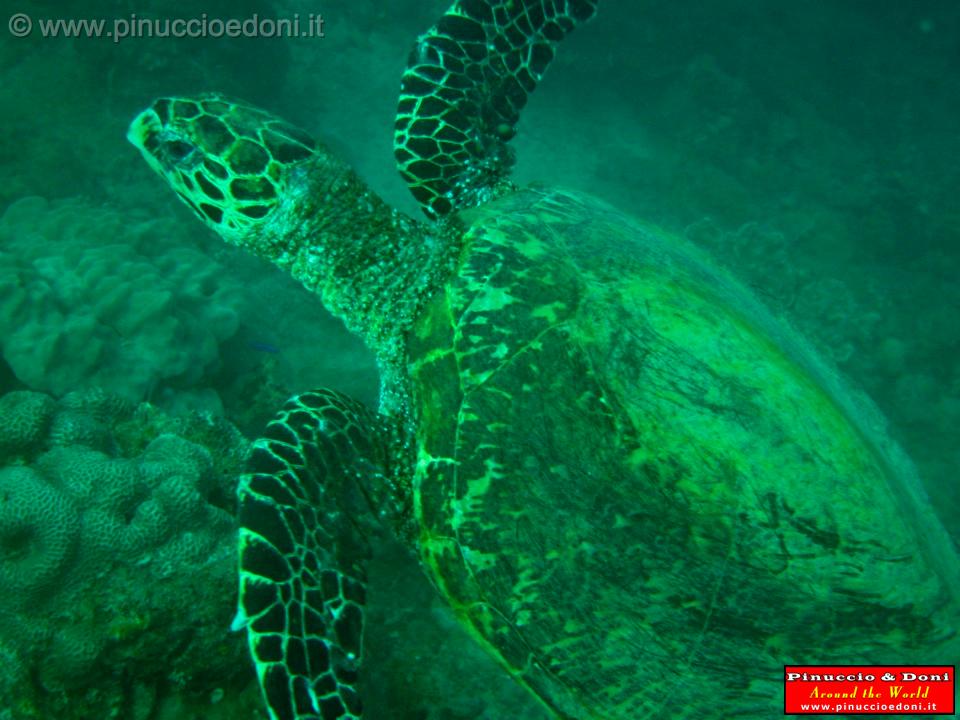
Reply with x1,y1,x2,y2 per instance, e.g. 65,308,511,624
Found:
0,196,242,401
0,391,56,461
0,465,80,604
0,387,258,719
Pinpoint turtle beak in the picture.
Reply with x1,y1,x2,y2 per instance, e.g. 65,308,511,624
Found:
127,108,167,175
128,107,200,176
127,108,161,153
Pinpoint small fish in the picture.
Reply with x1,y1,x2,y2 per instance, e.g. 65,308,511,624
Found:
248,340,280,354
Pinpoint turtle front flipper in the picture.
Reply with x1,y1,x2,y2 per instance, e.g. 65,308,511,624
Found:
234,390,391,720
395,0,599,218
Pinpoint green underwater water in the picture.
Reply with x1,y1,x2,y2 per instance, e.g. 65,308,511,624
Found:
0,0,958,718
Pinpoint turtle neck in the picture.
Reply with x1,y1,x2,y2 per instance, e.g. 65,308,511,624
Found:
250,148,462,409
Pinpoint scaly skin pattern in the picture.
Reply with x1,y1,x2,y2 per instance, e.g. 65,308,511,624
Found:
236,389,398,720
129,99,435,718
408,187,960,719
128,4,960,719
128,95,454,372
395,0,599,217
126,95,316,235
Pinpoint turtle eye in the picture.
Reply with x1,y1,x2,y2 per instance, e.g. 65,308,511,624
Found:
162,139,195,163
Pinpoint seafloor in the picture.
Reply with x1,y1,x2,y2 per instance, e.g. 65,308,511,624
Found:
0,1,957,718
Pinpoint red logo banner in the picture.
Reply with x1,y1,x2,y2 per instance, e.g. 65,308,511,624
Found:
784,665,955,715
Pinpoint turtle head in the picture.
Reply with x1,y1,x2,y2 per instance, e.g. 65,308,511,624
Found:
130,93,432,348
128,94,317,244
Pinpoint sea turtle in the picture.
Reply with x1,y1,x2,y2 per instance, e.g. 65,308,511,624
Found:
127,1,960,718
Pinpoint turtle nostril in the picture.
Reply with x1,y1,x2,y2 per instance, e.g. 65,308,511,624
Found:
141,128,161,154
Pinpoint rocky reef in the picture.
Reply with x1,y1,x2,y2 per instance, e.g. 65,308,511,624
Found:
0,387,259,720
0,198,243,404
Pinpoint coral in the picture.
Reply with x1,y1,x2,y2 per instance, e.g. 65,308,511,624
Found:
47,409,113,452
0,388,257,719
0,391,56,461
59,387,134,424
0,466,80,604
0,197,243,402
116,404,250,511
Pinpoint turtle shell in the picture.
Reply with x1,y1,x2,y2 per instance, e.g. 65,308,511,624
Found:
407,187,959,719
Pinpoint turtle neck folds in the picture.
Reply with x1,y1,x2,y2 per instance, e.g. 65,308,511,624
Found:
249,147,461,388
